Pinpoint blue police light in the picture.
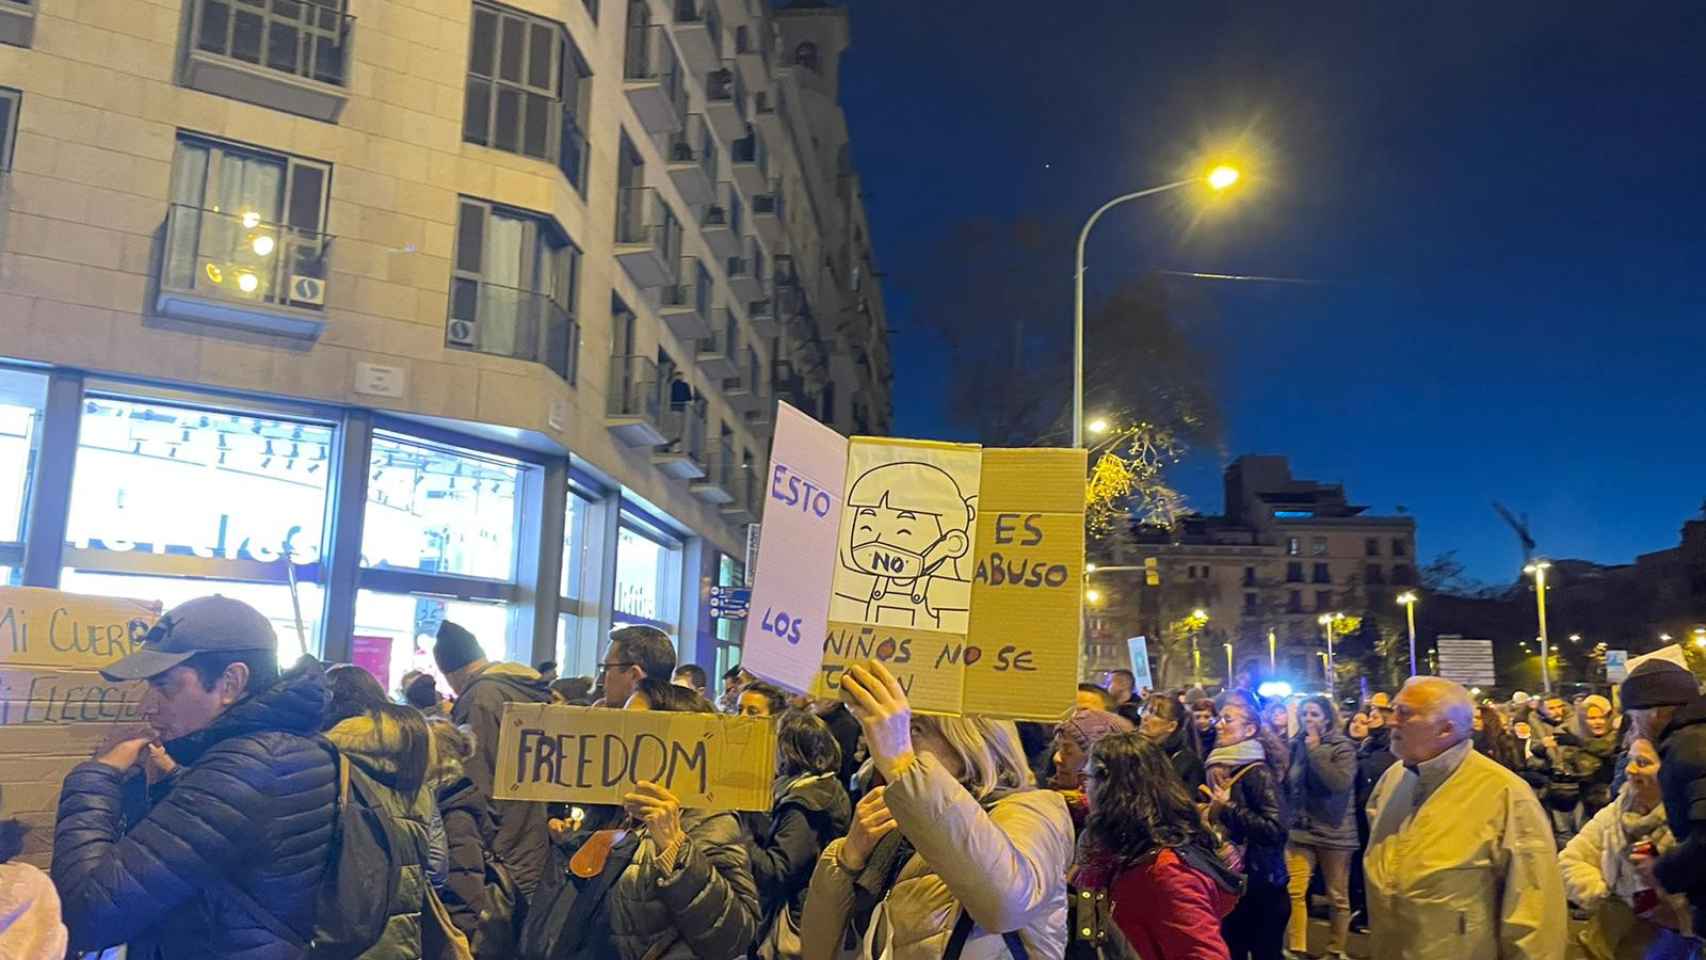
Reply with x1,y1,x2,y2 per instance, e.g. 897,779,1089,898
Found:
1257,680,1293,700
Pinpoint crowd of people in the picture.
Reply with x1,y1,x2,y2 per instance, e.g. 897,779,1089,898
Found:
4,594,1706,959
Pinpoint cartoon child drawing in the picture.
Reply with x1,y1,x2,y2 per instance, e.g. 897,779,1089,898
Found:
834,461,976,630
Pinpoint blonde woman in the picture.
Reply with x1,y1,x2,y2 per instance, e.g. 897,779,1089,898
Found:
801,661,1073,958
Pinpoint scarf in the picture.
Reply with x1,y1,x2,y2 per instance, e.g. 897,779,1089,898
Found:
1206,738,1266,770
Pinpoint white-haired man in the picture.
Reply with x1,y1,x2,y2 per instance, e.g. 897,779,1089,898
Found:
1364,676,1566,960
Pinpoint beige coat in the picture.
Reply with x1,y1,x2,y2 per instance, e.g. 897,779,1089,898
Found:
1365,738,1568,960
800,755,1072,959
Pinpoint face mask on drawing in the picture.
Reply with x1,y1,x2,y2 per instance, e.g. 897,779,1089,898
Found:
852,536,945,579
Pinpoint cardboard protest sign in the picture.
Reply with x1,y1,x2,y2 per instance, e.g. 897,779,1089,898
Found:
493,703,776,811
962,448,1085,719
742,402,849,694
0,587,161,865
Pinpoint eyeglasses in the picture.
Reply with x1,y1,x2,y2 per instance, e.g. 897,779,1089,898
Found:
598,661,638,674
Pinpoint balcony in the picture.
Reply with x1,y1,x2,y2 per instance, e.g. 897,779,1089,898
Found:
726,235,765,303
665,113,717,206
704,63,749,144
156,204,331,339
0,0,33,47
668,0,722,74
747,298,780,338
731,127,769,198
752,88,782,140
723,347,765,413
605,354,668,446
752,185,784,249
720,460,760,523
657,258,713,340
733,23,769,92
447,279,578,383
623,24,687,133
696,311,739,379
614,187,682,288
653,402,708,480
690,442,737,505
699,182,742,261
182,0,352,122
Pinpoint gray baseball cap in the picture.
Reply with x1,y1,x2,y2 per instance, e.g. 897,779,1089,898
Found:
101,596,278,682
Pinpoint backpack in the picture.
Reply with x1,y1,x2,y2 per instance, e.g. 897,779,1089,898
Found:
227,743,418,958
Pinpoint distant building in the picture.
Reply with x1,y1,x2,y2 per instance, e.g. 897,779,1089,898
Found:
1636,518,1706,641
1090,456,1417,687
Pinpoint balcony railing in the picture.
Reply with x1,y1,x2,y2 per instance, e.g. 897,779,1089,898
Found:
192,0,352,87
658,258,713,340
665,113,717,205
447,279,578,383
732,128,769,195
158,203,331,338
614,186,683,288
623,23,686,133
691,440,738,504
606,354,668,446
704,63,748,142
654,401,708,478
669,0,722,71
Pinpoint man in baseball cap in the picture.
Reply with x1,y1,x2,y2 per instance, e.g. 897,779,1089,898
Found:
52,595,337,957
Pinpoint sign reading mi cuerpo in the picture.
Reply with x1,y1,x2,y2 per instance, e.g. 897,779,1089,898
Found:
494,703,777,812
0,586,162,864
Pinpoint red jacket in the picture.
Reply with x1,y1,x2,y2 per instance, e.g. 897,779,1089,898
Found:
1106,848,1236,960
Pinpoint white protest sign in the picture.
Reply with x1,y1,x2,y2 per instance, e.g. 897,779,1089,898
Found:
1126,636,1154,692
741,403,848,694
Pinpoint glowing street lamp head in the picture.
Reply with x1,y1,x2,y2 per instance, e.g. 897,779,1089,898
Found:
1207,165,1240,191
1191,608,1208,621
1086,589,1103,605
1087,417,1110,436
1396,591,1418,606
1085,563,1098,574
1524,560,1552,576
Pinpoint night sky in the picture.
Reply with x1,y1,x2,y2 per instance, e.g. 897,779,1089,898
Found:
835,0,1706,585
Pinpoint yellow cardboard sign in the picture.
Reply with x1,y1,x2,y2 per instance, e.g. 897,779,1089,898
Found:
963,449,1086,719
492,703,777,812
812,620,966,715
0,586,161,671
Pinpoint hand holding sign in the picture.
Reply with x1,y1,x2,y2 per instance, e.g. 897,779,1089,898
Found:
839,785,895,872
623,780,684,850
840,659,916,782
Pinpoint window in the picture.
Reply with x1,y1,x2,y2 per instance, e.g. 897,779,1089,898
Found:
1393,538,1408,557
1312,562,1331,584
1316,590,1333,612
1365,563,1386,585
614,520,681,639
63,394,337,658
362,432,521,579
354,590,510,696
557,488,598,686
1286,537,1300,557
465,2,591,189
1365,537,1380,557
1393,564,1415,586
0,368,45,583
0,87,17,171
191,0,352,86
1311,536,1327,557
165,135,330,314
449,199,581,383
1287,590,1303,614
793,40,818,71
1243,566,1256,587
1244,592,1258,613
1286,561,1303,583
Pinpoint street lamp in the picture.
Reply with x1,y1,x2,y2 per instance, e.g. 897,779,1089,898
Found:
1223,641,1235,685
1396,591,1419,676
1318,612,1341,692
1524,561,1553,694
1693,627,1706,648
1268,628,1277,670
1072,166,1241,447
1087,418,1110,437
1086,588,1103,606
1190,608,1209,687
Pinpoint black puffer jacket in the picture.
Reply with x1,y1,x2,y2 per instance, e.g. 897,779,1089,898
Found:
437,775,496,941
1656,696,1706,934
608,810,760,960
52,660,337,959
745,772,852,952
450,661,553,898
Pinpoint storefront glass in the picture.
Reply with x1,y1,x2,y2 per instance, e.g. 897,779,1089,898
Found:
59,570,325,664
353,589,512,696
557,492,596,677
0,369,46,554
614,523,676,633
362,432,520,579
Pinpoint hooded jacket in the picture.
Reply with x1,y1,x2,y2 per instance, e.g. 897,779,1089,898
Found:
1364,738,1567,960
1655,695,1706,934
800,755,1073,959
747,771,853,954
1286,728,1359,849
606,809,761,960
426,722,498,944
450,661,553,897
52,660,338,960
323,710,437,960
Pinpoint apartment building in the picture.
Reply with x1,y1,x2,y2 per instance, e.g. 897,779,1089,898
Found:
0,0,890,688
1089,456,1417,687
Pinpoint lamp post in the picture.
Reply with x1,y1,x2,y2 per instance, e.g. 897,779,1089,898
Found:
1072,166,1240,447
1190,607,1209,687
1396,591,1419,676
1318,612,1341,693
1268,627,1277,670
1524,561,1553,694
1224,641,1235,685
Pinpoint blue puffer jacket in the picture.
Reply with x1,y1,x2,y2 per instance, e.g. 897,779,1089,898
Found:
52,659,338,959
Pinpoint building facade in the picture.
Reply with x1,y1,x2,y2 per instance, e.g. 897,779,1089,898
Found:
1089,456,1417,689
0,0,890,692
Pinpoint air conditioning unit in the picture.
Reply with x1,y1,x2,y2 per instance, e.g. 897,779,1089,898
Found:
447,318,477,346
289,275,325,306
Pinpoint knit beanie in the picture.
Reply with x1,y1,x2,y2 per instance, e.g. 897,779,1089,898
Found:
1621,658,1701,710
433,620,484,674
1057,708,1135,756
